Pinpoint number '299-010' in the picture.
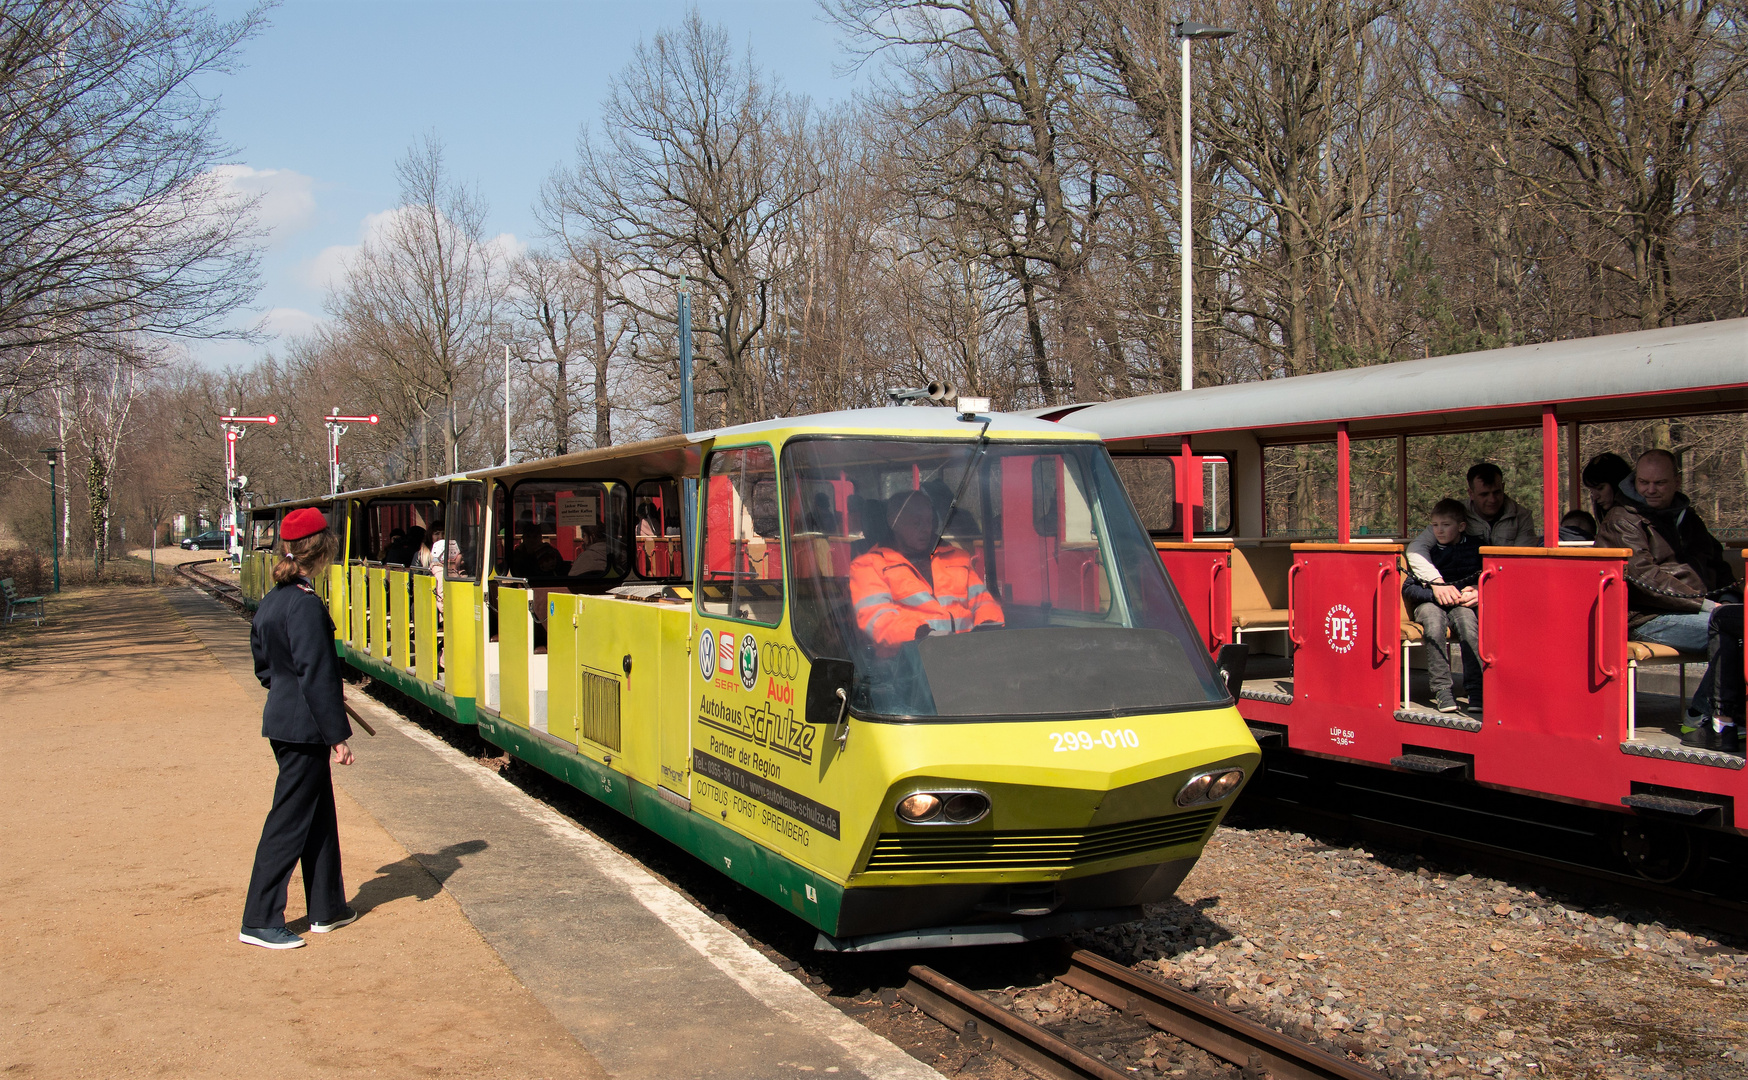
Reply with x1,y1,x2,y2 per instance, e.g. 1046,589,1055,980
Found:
1051,729,1141,752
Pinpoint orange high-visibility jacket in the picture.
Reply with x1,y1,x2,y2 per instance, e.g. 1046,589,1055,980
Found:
848,544,1004,655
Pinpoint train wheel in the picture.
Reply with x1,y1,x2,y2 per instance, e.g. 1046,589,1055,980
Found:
1613,818,1705,885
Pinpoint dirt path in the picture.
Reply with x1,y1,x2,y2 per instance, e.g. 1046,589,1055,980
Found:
0,587,606,1080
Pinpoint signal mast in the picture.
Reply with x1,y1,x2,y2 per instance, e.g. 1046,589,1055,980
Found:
218,410,277,558
323,409,380,496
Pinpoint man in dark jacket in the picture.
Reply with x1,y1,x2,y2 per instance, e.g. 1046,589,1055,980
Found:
1596,449,1742,751
1404,499,1485,714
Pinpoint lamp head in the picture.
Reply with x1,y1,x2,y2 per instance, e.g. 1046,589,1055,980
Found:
1174,19,1239,38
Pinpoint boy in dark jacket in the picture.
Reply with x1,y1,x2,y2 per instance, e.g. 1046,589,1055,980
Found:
1404,499,1485,713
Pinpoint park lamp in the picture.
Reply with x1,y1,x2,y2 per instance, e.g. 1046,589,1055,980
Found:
39,447,61,593
1174,19,1238,39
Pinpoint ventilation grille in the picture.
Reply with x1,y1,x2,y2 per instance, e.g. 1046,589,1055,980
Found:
864,807,1221,873
579,668,622,750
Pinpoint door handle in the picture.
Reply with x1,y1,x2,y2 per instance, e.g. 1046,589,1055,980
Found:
1593,574,1618,682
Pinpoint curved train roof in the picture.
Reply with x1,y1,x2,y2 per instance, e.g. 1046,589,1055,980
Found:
1055,318,1748,442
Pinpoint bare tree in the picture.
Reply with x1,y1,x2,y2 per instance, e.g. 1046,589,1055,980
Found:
1428,0,1748,331
333,138,501,473
0,0,265,417
547,12,819,425
507,247,624,454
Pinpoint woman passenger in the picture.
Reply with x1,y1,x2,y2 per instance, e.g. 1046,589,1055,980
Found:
1582,453,1633,516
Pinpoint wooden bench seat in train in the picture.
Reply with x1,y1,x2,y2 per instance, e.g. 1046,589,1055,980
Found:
1230,545,1292,640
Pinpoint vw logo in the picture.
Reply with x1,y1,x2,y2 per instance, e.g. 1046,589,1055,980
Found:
699,629,716,679
760,641,802,681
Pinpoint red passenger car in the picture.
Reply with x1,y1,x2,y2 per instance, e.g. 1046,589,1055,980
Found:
1047,319,1748,885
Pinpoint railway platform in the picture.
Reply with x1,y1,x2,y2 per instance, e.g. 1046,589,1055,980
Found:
0,585,938,1080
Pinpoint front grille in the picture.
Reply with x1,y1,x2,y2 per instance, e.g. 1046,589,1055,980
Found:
864,807,1221,872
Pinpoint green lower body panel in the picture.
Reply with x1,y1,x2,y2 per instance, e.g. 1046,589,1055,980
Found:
340,645,472,725
475,711,846,935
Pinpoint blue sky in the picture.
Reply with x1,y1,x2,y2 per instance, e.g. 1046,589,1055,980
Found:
194,0,864,369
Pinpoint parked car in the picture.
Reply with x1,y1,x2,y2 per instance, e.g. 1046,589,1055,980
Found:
181,529,228,550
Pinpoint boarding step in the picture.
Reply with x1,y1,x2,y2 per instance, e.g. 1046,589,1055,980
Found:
1240,687,1292,706
1390,753,1469,775
1246,724,1287,748
1620,792,1725,819
1394,707,1482,733
1620,740,1744,771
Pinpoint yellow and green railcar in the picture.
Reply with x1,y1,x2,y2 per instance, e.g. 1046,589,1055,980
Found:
251,407,1259,950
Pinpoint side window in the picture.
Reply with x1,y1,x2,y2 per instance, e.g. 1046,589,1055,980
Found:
633,479,686,580
699,446,784,624
491,482,510,577
445,482,485,581
507,480,629,583
1109,454,1233,535
250,512,278,551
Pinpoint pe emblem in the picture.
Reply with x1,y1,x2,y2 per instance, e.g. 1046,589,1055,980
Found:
1324,604,1358,655
739,634,760,691
699,629,716,679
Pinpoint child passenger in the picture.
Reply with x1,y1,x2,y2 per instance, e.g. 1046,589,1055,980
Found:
1559,509,1597,542
1403,498,1485,714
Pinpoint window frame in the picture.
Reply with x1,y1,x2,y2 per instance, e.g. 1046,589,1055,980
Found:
502,476,633,586
1107,451,1236,538
695,443,786,628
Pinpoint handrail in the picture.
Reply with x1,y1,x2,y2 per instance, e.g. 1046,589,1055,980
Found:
1593,574,1618,682
1372,562,1391,665
1286,560,1304,646
1475,567,1496,668
1208,559,1226,648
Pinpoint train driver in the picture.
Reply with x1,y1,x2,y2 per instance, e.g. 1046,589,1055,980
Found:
848,490,1004,659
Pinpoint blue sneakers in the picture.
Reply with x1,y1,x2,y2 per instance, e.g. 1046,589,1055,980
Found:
309,907,359,933
239,925,306,949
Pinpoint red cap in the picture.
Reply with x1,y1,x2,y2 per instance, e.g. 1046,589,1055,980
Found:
280,507,328,542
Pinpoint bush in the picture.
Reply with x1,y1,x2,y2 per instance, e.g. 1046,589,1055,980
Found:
0,549,48,596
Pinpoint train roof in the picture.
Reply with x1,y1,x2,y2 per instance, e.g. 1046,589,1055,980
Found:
1051,318,1748,442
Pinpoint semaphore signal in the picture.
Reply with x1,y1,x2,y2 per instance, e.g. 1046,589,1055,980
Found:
323,408,380,496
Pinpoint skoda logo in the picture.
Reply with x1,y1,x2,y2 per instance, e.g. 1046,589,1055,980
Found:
760,641,802,681
699,629,716,679
739,633,760,691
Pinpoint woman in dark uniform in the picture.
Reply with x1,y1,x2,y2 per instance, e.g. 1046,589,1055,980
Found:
239,507,357,949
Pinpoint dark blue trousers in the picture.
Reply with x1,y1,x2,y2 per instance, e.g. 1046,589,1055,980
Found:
243,740,346,928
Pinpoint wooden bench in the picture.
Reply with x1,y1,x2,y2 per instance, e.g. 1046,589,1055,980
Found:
1230,545,1292,643
2,578,46,626
1625,639,1708,734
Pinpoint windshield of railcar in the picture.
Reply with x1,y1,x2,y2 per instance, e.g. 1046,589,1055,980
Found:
782,437,1227,720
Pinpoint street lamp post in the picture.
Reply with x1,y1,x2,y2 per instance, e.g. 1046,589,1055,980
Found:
39,447,60,592
1175,18,1237,394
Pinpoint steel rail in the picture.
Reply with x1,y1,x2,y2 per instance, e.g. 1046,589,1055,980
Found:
900,965,1132,1080
1058,950,1387,1080
175,559,246,610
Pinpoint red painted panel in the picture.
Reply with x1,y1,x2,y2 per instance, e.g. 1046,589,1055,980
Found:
1156,545,1232,655
1286,548,1403,762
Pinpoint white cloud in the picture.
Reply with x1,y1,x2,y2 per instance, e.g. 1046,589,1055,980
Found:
300,211,527,293
209,165,318,246
262,307,322,339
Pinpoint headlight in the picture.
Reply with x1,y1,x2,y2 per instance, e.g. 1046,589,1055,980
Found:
1176,768,1245,807
897,793,942,822
896,789,990,825
941,792,990,824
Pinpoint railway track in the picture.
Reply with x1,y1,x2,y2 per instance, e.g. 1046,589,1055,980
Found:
174,559,246,610
900,950,1386,1080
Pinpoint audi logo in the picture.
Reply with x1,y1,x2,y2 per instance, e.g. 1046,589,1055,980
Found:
760,641,803,681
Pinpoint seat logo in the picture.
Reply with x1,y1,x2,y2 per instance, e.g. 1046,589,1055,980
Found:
699,629,716,679
1325,604,1358,654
